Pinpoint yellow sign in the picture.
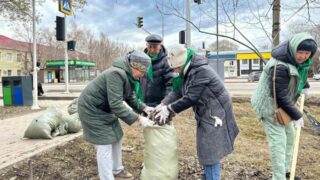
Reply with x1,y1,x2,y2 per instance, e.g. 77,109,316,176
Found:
59,0,73,15
236,52,271,60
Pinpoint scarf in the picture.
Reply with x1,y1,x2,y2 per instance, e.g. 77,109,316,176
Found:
172,48,195,92
146,53,158,81
297,58,312,93
127,74,143,107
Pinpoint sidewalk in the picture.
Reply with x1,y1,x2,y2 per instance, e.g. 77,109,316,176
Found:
0,100,82,170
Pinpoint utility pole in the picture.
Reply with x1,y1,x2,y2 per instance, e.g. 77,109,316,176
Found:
64,14,70,94
186,0,191,48
161,1,164,41
31,0,39,110
161,14,164,41
272,0,280,47
216,0,219,61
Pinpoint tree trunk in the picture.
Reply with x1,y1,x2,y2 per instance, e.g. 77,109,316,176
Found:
272,0,280,47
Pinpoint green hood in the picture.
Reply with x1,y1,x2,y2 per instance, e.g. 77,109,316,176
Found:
112,56,144,105
288,32,315,64
112,57,132,75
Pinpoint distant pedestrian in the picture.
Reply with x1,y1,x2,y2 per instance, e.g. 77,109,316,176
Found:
251,32,318,180
37,82,44,96
140,34,174,107
155,45,239,180
29,71,44,96
78,50,155,180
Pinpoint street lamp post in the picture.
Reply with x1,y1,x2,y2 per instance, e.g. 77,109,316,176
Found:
186,0,191,48
64,14,70,94
31,0,39,110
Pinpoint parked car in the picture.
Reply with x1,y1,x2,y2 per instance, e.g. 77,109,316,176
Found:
313,74,320,80
248,71,262,82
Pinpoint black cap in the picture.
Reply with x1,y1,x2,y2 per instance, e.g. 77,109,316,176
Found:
145,34,162,44
297,39,317,54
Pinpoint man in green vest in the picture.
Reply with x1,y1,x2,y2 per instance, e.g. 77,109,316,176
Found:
252,32,317,180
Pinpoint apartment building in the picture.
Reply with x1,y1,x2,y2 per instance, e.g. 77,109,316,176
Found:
0,35,32,81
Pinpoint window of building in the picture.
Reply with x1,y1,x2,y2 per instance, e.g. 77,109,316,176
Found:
17,53,22,62
6,53,12,61
242,60,248,65
0,69,2,76
8,70,12,76
229,61,234,65
17,70,21,76
253,59,259,64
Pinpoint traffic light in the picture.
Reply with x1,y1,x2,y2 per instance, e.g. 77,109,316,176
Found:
137,16,143,28
194,0,202,4
56,16,65,41
67,40,76,51
179,30,185,44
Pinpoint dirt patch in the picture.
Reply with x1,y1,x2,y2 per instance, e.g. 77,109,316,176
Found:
0,103,319,179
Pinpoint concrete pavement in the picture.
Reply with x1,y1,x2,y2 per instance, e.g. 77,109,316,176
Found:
0,99,82,170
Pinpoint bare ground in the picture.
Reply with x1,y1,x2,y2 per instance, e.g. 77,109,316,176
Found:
0,98,320,180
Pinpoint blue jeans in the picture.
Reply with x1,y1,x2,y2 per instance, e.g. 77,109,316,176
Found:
204,162,221,180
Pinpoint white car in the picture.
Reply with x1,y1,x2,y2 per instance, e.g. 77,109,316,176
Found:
313,74,320,80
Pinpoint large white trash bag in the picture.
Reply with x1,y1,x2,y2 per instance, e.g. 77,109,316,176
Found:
141,125,178,180
24,107,63,139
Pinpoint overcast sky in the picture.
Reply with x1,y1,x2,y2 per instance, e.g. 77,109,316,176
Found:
1,0,319,50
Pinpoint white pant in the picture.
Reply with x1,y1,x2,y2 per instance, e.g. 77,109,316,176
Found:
96,140,123,180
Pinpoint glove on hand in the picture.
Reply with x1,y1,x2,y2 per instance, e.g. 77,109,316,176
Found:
155,105,170,125
155,103,164,112
139,116,154,128
293,117,304,128
213,116,223,127
143,106,155,116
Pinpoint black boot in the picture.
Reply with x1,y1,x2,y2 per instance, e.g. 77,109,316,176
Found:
286,172,301,180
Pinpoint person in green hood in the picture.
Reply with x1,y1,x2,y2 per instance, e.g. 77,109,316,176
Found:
251,32,317,180
78,50,155,180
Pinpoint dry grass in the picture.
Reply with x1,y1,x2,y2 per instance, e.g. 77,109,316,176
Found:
1,102,319,179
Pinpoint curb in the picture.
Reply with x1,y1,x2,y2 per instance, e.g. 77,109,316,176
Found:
0,96,79,100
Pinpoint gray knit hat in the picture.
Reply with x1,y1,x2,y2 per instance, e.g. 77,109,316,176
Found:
128,50,151,72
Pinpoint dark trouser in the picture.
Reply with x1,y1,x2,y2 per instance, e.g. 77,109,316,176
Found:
38,83,44,95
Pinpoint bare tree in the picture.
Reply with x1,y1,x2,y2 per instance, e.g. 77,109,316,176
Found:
209,39,239,51
155,0,267,62
0,0,87,21
272,0,280,46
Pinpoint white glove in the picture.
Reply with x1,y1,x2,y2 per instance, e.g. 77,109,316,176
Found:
139,116,154,128
302,88,309,96
155,105,170,124
293,117,304,128
213,116,223,127
143,106,155,116
155,103,164,112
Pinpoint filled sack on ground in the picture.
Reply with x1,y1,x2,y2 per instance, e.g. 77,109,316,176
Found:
141,125,178,180
68,98,78,115
52,121,69,137
62,113,82,133
24,107,63,139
